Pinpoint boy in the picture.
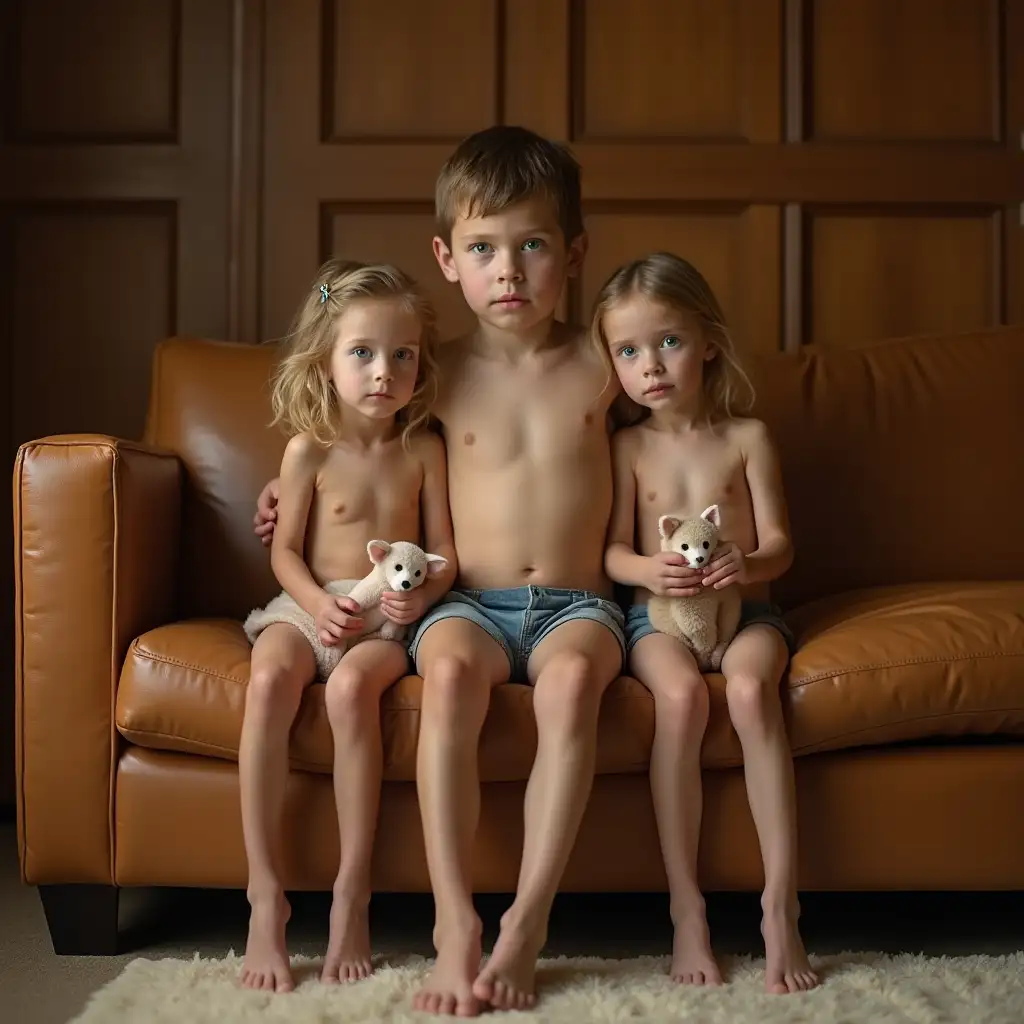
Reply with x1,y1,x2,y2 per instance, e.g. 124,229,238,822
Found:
254,125,814,1011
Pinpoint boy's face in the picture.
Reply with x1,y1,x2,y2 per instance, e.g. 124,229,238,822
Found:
433,197,586,333
328,297,422,420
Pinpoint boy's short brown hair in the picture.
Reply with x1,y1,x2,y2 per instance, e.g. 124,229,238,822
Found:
435,125,583,243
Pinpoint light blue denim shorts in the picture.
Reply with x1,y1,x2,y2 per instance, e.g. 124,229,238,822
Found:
409,586,626,683
624,600,796,657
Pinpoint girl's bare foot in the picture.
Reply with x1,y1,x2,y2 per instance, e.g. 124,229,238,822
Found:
762,903,819,994
413,916,483,1017
670,908,722,985
472,906,545,1011
240,890,294,993
321,892,372,983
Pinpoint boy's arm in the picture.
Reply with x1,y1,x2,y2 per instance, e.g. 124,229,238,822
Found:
254,476,280,545
269,436,331,616
709,420,794,588
604,431,649,588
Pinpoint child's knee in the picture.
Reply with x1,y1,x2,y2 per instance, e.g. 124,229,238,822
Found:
533,651,604,725
724,672,778,730
247,663,306,716
324,667,376,725
658,675,710,733
420,653,490,725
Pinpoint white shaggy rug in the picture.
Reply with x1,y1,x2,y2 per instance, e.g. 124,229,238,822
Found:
68,950,1024,1023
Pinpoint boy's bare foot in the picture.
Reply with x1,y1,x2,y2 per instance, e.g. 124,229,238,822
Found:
240,891,294,993
321,892,372,983
762,904,819,994
472,907,545,1011
670,909,722,985
413,918,482,1017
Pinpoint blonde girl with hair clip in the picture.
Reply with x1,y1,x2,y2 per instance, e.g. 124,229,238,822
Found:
596,252,818,995
239,258,457,993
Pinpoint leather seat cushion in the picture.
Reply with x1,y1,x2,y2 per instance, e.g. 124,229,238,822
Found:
114,582,1024,778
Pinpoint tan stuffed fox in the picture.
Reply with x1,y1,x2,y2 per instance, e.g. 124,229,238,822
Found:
647,505,741,672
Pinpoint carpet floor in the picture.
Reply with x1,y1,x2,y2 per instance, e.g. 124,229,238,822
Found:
69,949,1024,1023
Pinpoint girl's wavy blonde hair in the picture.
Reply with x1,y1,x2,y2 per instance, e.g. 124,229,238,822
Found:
591,251,755,423
270,258,440,448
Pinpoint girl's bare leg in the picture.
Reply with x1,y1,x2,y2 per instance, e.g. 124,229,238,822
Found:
322,638,411,983
239,624,316,993
721,625,818,994
630,632,720,985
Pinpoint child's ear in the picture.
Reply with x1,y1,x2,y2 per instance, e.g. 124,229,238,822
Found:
432,236,460,283
566,231,588,279
658,515,681,539
367,540,391,564
425,554,448,577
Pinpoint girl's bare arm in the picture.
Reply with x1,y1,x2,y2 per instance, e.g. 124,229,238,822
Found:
740,420,794,584
604,430,648,587
415,432,458,603
269,434,330,616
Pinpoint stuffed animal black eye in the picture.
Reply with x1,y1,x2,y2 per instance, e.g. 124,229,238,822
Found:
703,542,710,550
395,564,403,571
415,570,421,577
681,544,689,551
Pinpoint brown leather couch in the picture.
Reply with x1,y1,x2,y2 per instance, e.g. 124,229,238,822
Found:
14,326,1024,955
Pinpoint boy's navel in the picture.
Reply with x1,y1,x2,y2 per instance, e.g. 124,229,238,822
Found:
647,491,657,503
464,432,475,446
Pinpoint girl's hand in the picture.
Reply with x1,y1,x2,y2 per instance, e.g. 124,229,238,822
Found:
315,594,364,646
702,542,746,590
645,552,704,598
380,588,429,627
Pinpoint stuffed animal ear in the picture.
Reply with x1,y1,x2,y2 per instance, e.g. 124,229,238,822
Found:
425,554,448,577
658,515,682,539
367,540,391,564
700,504,721,528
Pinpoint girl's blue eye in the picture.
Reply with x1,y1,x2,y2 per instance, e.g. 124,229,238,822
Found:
470,243,491,255
619,346,637,359
522,239,542,251
352,347,371,358
395,348,416,361
662,336,681,348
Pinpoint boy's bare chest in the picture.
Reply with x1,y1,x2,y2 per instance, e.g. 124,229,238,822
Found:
441,363,608,464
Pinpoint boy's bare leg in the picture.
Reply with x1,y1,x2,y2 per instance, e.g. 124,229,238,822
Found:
473,620,620,1011
412,619,510,1018
630,633,720,985
239,624,316,992
721,624,818,994
322,639,410,983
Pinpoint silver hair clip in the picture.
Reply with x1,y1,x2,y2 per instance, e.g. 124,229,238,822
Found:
319,283,330,304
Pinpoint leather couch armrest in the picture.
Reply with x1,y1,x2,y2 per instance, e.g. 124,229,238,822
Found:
13,434,182,884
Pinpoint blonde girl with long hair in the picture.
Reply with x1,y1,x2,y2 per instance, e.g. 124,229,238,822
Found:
596,252,818,995
239,259,456,993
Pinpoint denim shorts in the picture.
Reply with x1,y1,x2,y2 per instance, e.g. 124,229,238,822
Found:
409,586,626,682
624,599,796,657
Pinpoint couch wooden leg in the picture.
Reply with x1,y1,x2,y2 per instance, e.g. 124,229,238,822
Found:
39,884,119,955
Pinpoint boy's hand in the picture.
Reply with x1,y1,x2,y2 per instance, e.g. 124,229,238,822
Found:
315,594,364,646
702,542,747,590
380,588,429,627
253,478,280,547
645,552,704,598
